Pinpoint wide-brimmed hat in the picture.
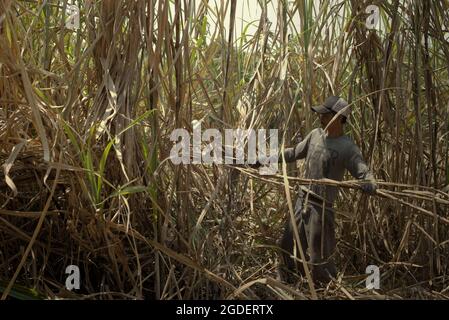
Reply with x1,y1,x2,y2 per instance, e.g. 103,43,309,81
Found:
311,96,351,118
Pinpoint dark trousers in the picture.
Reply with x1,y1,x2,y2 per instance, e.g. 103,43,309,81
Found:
279,195,337,284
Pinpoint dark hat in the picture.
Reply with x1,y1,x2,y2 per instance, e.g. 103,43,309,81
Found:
311,96,351,117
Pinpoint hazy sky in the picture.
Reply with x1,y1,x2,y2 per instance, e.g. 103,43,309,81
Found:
199,0,302,39
227,1,301,36
196,0,386,41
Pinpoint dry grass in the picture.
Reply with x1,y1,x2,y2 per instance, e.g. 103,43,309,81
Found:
0,0,449,299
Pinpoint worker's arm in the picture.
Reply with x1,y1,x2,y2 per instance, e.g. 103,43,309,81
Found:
281,129,314,163
250,129,313,168
345,143,377,194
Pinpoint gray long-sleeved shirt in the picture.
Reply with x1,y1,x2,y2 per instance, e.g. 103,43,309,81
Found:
282,128,375,205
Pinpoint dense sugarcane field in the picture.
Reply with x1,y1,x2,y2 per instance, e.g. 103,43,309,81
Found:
1,0,449,300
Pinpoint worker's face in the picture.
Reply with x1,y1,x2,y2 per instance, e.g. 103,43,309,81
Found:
319,112,335,128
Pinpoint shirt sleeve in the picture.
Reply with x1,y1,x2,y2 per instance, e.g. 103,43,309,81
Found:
344,143,375,180
280,129,314,163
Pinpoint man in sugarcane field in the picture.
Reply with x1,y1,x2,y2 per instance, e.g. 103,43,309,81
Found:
257,96,378,285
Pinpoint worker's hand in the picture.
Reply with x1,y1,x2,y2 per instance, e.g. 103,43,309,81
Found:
247,155,268,169
361,179,377,194
247,160,262,169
